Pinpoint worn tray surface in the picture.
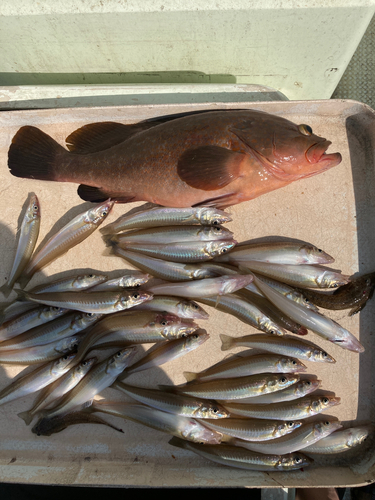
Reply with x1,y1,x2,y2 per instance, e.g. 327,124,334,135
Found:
0,100,374,487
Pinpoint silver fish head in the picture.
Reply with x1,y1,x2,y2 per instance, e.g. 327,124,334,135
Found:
310,395,341,414
206,240,237,258
188,266,217,279
25,194,40,222
74,274,108,288
75,356,97,376
86,199,114,225
317,270,350,288
166,323,199,339
177,299,209,320
150,312,198,338
278,357,307,373
267,374,300,392
275,420,303,438
119,273,150,287
314,419,343,437
197,207,232,225
152,312,184,328
51,353,77,375
300,245,334,265
220,274,254,295
76,312,103,329
200,225,234,240
258,317,286,336
121,290,153,309
330,329,365,353
181,419,222,444
295,379,321,397
276,452,312,471
42,306,69,321
183,329,210,352
57,335,82,353
196,402,230,419
312,348,336,363
347,426,371,448
106,347,138,375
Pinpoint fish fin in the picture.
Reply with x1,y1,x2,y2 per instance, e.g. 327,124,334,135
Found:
143,109,244,125
0,283,13,299
193,192,240,209
8,126,68,181
13,289,28,301
168,436,187,449
103,235,119,247
220,333,235,351
17,411,33,426
66,115,210,154
66,122,147,154
77,184,135,203
349,304,365,316
183,371,198,383
177,146,244,191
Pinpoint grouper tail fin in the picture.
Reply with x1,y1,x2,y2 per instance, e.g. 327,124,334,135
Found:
8,126,69,182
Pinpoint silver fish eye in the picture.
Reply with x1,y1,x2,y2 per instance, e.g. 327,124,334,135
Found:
132,292,139,299
288,422,294,427
306,381,311,386
212,408,218,413
280,377,287,383
294,456,302,464
161,320,167,326
323,397,329,404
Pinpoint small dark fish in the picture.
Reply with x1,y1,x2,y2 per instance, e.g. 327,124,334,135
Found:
296,272,375,316
32,410,124,436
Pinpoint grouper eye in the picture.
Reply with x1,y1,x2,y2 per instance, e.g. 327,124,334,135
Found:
298,124,313,136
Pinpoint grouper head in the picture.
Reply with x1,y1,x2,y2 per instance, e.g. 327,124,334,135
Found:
232,112,342,181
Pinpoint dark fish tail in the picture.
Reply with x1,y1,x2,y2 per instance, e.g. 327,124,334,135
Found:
8,126,70,182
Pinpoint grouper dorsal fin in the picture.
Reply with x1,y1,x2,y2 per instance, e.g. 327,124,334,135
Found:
65,122,152,154
66,110,249,155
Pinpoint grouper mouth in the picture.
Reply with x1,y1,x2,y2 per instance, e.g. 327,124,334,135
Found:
247,139,342,182
306,140,342,168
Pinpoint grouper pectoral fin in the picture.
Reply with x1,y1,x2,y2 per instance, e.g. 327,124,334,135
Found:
177,145,245,191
